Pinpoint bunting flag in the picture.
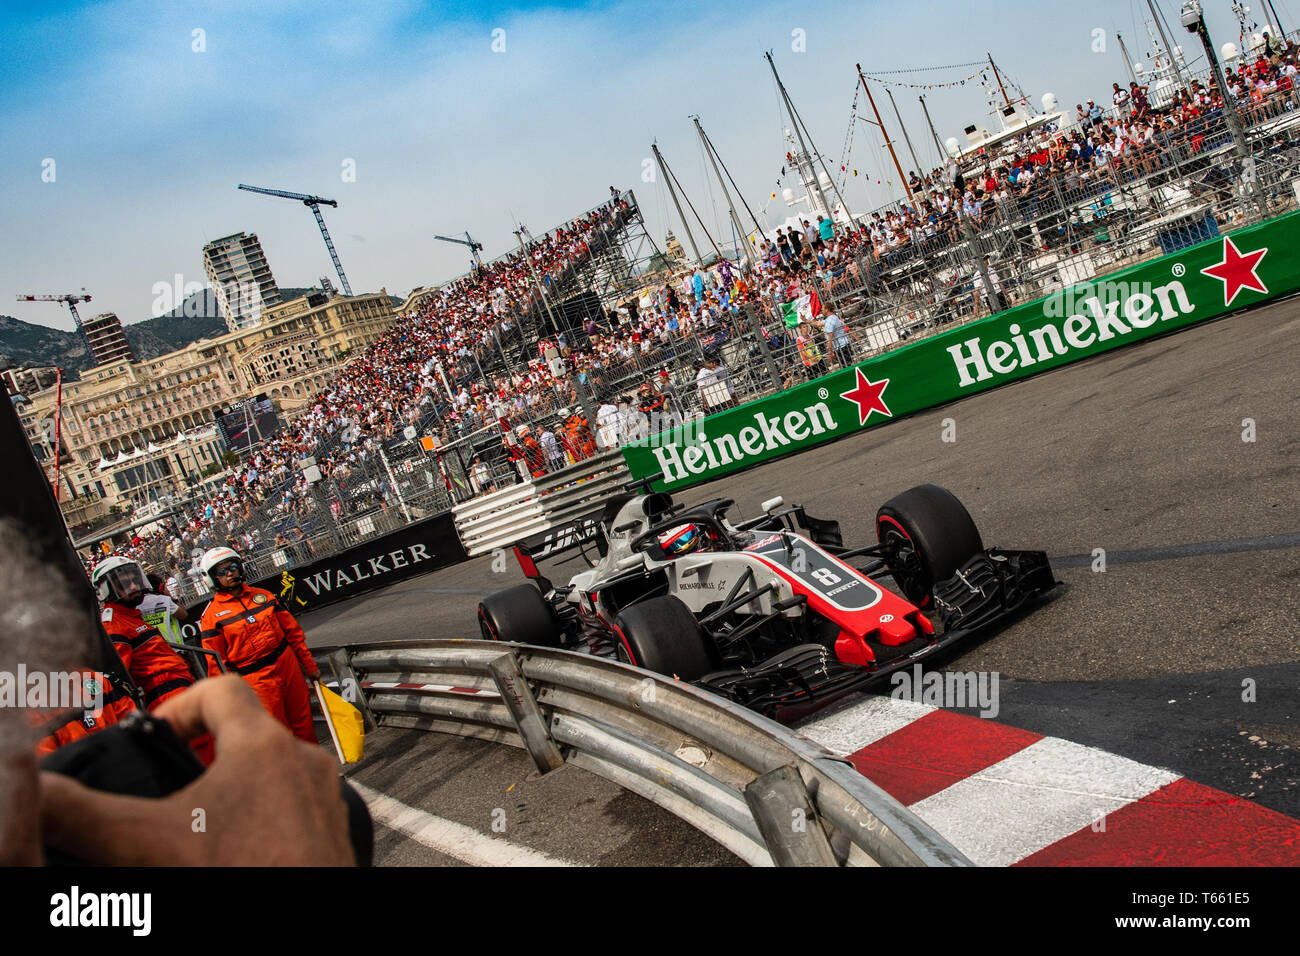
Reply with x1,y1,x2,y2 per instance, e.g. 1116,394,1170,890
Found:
857,59,985,76
859,69,985,90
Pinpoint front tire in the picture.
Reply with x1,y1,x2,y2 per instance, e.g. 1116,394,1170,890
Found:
876,484,984,606
478,584,562,647
613,596,714,680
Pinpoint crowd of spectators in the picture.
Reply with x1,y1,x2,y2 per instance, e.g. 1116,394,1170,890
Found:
86,194,643,579
90,221,868,585
874,39,1299,256
85,40,1300,582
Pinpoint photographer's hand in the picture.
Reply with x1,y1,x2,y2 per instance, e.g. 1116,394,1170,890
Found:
40,676,354,865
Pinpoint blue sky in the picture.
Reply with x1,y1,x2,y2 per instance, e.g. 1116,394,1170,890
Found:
2,0,1291,331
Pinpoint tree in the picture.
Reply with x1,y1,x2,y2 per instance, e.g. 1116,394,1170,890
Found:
646,251,675,274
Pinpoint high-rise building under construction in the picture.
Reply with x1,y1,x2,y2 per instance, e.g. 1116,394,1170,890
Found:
81,312,135,366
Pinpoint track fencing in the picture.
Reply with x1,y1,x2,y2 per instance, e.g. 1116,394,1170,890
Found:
146,437,458,604
146,90,1300,595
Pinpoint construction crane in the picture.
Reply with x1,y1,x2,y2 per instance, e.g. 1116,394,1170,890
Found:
237,184,353,296
433,231,485,270
16,291,92,328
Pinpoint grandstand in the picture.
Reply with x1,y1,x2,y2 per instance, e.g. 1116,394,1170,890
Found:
111,190,665,592
92,48,1300,595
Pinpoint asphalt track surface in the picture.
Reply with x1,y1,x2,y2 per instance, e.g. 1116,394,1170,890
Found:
304,293,1300,865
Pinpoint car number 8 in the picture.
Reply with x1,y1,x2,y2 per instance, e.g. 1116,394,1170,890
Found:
811,568,841,586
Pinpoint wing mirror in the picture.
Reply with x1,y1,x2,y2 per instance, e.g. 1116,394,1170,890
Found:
760,496,785,514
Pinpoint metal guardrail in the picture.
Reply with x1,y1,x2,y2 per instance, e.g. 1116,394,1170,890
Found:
313,639,972,867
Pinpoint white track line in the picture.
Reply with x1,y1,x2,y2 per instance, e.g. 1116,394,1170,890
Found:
797,696,936,755
350,780,581,867
908,737,1180,867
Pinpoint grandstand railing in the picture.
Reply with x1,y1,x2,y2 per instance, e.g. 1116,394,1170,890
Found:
152,109,1299,598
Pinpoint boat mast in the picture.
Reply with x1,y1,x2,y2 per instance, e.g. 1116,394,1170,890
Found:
988,53,1012,108
919,94,946,164
1115,33,1140,87
767,52,857,222
855,63,913,201
1259,0,1279,37
886,88,923,179
695,118,765,235
693,116,756,267
1146,0,1189,95
651,143,704,266
765,52,830,215
1267,0,1286,33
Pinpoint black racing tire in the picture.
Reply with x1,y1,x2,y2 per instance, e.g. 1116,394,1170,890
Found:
478,584,562,648
613,596,714,681
876,484,984,607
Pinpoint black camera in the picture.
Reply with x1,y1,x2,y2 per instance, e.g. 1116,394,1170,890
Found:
41,711,372,866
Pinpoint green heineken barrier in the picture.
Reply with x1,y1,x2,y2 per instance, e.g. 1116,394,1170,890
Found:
624,211,1300,490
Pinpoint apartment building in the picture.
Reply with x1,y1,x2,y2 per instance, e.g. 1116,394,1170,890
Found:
18,289,396,510
202,232,282,331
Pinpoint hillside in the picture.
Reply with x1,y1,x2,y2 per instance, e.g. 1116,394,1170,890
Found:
0,316,91,371
0,287,314,374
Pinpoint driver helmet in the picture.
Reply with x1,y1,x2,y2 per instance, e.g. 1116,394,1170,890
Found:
91,556,148,606
658,523,708,557
200,546,245,591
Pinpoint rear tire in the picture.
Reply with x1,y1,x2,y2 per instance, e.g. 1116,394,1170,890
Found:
478,584,562,648
877,484,984,606
614,596,714,680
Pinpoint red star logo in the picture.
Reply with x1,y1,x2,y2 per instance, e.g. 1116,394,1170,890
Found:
839,368,892,425
1200,235,1268,307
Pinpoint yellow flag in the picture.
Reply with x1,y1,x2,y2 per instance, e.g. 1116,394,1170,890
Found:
315,681,365,763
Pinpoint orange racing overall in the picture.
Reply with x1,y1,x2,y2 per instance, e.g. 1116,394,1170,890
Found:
200,586,319,743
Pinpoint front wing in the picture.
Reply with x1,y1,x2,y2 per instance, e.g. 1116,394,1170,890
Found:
696,547,1057,719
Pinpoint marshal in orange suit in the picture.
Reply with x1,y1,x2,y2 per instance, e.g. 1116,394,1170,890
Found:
198,547,321,743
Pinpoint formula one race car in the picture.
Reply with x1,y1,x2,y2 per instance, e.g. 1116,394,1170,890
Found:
477,475,1057,719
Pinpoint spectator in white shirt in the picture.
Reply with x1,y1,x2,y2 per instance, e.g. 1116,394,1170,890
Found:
595,399,621,449
823,311,852,368
696,360,735,411
471,455,494,493
539,427,563,470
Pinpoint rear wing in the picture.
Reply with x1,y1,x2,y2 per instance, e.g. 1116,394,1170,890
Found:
513,489,677,578
513,509,609,580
